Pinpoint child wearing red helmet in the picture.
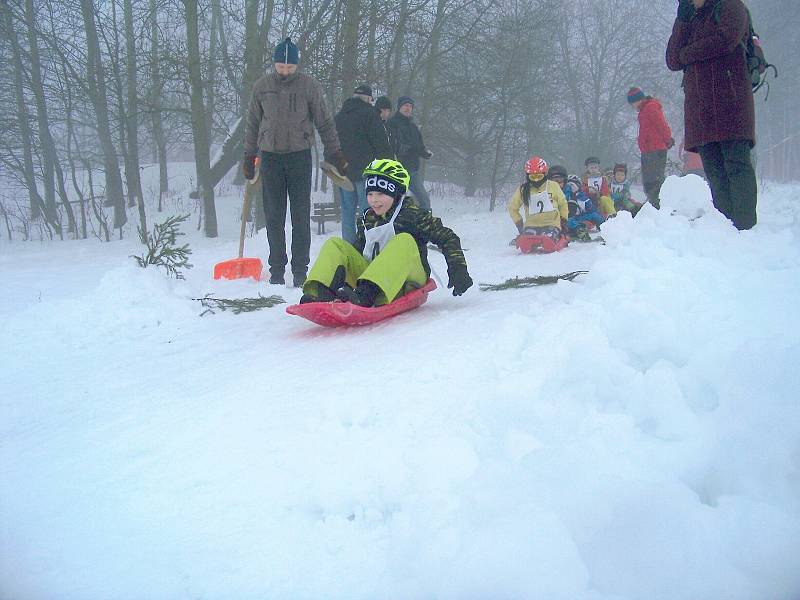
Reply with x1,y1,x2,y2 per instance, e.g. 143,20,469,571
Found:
507,157,569,242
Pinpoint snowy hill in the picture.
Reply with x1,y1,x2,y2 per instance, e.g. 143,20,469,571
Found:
2,174,800,599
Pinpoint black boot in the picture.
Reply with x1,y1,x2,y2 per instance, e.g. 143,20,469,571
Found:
269,271,285,285
299,284,337,304
336,280,380,307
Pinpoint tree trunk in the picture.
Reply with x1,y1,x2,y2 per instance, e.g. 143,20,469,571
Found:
3,0,47,223
365,0,377,83
418,0,445,181
386,0,408,100
184,0,217,237
124,0,145,228
23,0,64,232
340,0,361,98
80,0,127,230
148,0,168,205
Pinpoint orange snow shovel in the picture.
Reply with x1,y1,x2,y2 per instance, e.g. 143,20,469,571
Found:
213,159,263,281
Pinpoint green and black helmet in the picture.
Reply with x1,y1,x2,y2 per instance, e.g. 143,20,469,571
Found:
363,159,411,194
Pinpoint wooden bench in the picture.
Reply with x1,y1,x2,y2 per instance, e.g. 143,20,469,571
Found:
311,201,341,234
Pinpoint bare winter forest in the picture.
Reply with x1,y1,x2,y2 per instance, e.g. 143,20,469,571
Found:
0,0,797,241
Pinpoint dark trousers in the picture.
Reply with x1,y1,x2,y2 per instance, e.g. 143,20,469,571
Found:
260,150,312,276
697,140,757,230
641,150,667,209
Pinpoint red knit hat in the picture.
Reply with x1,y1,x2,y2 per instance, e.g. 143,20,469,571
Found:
627,87,645,104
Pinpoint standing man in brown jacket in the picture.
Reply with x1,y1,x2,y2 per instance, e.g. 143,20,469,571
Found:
243,38,347,286
666,0,757,230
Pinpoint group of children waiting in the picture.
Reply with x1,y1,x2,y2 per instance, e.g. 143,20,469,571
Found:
508,156,643,243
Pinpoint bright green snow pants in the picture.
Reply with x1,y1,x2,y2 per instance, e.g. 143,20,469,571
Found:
303,233,428,305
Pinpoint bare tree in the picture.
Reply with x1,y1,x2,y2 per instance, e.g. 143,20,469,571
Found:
183,0,217,237
80,0,127,230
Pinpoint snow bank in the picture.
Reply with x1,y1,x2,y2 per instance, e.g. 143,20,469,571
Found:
2,174,799,599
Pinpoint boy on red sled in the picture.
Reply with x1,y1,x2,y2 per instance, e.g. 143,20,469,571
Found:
300,159,472,307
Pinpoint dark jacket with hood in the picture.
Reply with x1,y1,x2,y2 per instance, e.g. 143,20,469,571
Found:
666,0,755,151
386,112,429,172
334,97,394,182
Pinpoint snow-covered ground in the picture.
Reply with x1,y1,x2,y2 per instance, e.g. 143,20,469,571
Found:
2,171,800,599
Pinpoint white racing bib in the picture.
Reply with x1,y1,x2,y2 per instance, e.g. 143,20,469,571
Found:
362,197,405,261
587,176,603,193
528,190,555,214
610,181,624,197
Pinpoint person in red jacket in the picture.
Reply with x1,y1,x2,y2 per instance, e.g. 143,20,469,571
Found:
627,87,674,209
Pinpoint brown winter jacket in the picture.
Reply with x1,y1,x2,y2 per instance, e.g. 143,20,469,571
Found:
666,0,755,152
244,71,341,158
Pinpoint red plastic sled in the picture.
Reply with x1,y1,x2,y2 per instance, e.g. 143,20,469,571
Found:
286,279,437,327
516,234,569,254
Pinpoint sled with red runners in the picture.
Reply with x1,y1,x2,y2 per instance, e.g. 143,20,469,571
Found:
286,279,437,327
515,233,569,254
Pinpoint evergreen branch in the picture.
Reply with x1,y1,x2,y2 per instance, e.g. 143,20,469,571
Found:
479,271,588,291
131,214,193,279
193,294,286,316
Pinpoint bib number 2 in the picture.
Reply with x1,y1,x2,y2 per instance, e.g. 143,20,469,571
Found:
530,191,554,213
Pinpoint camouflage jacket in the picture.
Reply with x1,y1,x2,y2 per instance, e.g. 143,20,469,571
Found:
354,198,467,276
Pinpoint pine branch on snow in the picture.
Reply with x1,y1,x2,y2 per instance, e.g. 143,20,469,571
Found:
131,214,193,279
479,271,588,291
193,294,286,316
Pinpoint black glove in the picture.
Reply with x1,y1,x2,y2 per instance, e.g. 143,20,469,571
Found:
328,149,349,174
677,0,694,22
242,154,257,180
447,265,473,297
422,148,433,159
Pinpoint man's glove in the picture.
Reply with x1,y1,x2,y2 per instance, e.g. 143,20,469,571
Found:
447,265,473,297
328,149,349,174
422,148,433,159
677,0,694,22
242,154,257,180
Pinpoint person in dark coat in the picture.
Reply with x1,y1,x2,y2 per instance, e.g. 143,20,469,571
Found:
627,87,674,209
666,0,757,230
374,96,396,158
334,85,394,243
387,97,433,211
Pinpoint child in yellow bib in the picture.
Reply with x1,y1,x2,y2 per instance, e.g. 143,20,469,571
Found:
508,156,569,240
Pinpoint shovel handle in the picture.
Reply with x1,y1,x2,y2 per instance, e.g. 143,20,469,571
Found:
238,158,261,259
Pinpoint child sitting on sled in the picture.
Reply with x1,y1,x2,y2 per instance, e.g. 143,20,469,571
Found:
507,156,569,242
609,163,643,215
542,167,598,241
566,189,605,240
299,159,472,307
582,156,616,219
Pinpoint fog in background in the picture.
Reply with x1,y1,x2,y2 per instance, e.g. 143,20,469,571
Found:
0,0,796,240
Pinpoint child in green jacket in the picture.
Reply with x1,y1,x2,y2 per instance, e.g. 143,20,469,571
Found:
609,163,643,215
300,159,472,307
